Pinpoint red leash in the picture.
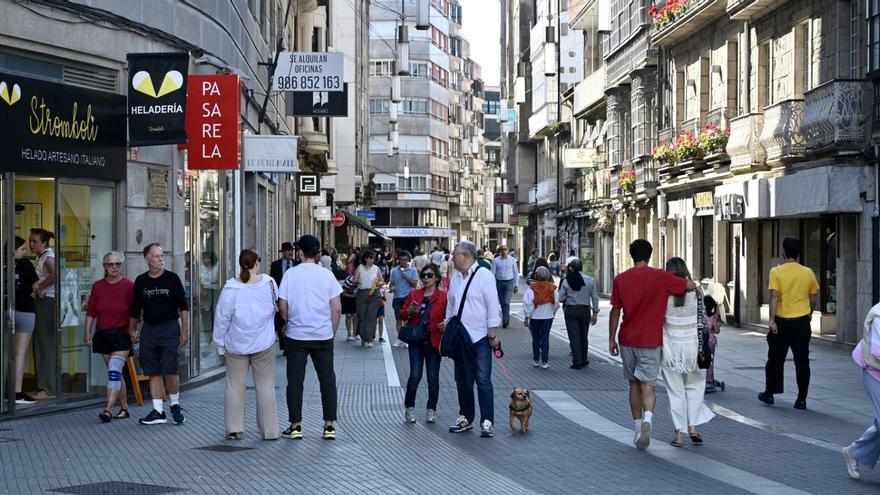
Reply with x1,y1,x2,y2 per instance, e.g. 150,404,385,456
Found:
494,345,515,386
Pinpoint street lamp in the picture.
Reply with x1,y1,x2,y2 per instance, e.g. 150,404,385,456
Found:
416,0,430,30
403,159,410,179
544,23,557,77
397,25,410,75
387,132,394,157
391,66,402,103
389,101,398,123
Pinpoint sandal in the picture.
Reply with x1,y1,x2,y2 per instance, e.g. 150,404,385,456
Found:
98,410,112,423
226,432,243,440
689,432,704,444
114,408,130,419
671,432,683,448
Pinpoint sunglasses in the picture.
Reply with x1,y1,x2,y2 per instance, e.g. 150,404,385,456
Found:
420,272,435,279
103,262,122,267
258,257,262,262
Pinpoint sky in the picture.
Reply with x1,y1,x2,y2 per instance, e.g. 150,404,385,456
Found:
459,0,501,86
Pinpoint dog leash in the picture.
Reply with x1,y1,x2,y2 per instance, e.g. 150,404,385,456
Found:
493,344,515,386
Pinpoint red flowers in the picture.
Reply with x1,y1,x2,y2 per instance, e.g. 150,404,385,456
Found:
649,0,692,28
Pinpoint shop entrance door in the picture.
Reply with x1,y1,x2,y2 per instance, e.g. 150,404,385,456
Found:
57,182,114,399
1,174,12,413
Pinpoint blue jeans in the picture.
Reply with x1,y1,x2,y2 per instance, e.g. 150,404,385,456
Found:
848,369,880,468
454,337,494,424
529,318,553,364
404,342,441,410
496,279,515,323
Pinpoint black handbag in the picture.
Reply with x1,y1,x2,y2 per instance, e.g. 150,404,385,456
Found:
439,267,480,358
398,299,431,344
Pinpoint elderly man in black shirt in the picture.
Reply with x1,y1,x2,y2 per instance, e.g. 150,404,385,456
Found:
130,243,190,425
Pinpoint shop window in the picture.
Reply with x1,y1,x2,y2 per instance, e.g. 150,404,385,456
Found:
870,0,880,73
698,215,715,280
801,217,837,314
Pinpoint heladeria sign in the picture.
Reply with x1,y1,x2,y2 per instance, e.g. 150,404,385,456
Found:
127,52,189,146
0,71,126,180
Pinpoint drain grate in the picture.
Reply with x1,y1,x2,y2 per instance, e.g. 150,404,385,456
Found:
49,481,184,495
193,444,254,453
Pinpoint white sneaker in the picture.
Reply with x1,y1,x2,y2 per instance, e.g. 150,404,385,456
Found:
366,341,374,348
533,360,539,367
405,407,416,423
426,409,437,423
480,419,494,438
541,362,550,369
843,447,860,480
636,421,652,450
392,340,403,347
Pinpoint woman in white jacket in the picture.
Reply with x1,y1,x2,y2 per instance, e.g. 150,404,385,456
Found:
213,249,280,440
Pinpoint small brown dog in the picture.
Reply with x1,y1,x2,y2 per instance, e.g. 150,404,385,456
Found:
509,387,532,433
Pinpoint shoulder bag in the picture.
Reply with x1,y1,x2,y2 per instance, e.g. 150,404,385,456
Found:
398,296,431,345
439,267,481,359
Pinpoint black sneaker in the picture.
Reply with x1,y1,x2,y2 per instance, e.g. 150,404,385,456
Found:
757,392,774,405
139,409,167,425
480,420,494,438
98,410,112,423
322,425,336,440
449,415,472,433
14,392,36,405
170,404,185,425
282,424,303,440
793,399,807,410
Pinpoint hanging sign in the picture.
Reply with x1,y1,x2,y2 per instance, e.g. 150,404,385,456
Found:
185,74,241,170
243,135,299,172
0,71,126,180
297,173,320,196
290,84,349,116
273,52,344,92
127,52,189,146
494,192,515,204
563,148,599,169
330,210,346,227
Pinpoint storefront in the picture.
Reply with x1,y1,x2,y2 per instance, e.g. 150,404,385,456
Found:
1,70,127,414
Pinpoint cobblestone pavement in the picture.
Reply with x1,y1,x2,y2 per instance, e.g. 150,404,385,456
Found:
2,281,879,494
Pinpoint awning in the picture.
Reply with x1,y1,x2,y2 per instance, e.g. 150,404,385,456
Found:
342,211,391,240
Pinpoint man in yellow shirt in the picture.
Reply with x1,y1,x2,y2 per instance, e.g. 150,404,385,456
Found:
758,237,819,410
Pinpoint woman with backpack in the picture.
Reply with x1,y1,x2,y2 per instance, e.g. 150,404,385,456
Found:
213,249,281,441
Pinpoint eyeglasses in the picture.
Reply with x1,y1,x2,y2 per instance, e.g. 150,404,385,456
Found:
257,257,262,262
420,272,434,279
103,262,122,267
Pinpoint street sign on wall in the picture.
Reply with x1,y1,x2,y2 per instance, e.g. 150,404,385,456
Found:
356,209,376,220
330,210,346,227
494,192,515,204
274,52,344,92
185,75,240,170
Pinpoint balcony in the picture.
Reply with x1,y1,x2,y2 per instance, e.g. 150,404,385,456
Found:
528,105,558,139
726,0,790,21
650,0,727,47
801,79,871,157
726,113,765,173
758,99,806,167
635,160,659,195
595,169,611,201
705,106,736,130
573,66,607,115
536,179,559,207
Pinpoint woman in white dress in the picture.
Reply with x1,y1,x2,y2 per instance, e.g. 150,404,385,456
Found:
661,257,715,447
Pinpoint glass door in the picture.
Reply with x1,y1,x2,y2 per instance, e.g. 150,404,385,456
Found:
57,182,114,399
1,174,11,413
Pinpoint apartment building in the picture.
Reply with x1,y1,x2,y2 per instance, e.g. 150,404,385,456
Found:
368,0,488,253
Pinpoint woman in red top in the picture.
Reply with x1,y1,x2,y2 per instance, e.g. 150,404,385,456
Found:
84,251,135,423
399,263,447,424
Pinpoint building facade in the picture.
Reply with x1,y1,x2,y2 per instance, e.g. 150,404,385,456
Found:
0,0,368,415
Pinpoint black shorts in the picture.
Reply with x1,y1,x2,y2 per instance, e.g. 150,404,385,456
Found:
139,320,181,376
92,327,132,355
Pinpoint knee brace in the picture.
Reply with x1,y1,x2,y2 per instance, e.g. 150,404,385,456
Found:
107,355,125,390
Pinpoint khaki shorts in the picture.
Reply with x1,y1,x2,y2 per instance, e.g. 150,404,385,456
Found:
620,345,661,385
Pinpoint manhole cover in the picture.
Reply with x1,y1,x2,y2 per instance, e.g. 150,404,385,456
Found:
194,444,254,453
49,481,184,494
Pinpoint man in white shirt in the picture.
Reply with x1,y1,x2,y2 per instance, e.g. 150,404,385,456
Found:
442,241,502,438
431,246,446,266
490,245,519,328
412,248,429,272
278,235,342,441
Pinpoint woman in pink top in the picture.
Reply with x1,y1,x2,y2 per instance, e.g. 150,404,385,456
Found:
84,251,135,423
843,302,880,480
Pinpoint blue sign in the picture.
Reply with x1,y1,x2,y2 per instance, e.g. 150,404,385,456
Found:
356,209,376,220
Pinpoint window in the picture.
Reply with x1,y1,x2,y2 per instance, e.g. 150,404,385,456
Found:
398,176,427,191
430,63,448,87
370,60,393,77
794,23,811,97
430,100,448,121
870,0,880,73
758,41,771,108
850,0,861,78
431,0,449,16
409,62,428,78
431,26,449,52
369,98,390,114
400,98,429,115
431,137,449,159
312,27,321,52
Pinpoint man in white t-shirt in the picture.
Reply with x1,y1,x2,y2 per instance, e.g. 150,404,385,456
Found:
412,248,429,272
278,234,342,441
431,247,446,266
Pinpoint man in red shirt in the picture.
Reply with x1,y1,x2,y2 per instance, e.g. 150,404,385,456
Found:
609,240,696,450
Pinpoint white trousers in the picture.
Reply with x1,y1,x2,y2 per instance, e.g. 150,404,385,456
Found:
224,345,280,440
661,366,715,431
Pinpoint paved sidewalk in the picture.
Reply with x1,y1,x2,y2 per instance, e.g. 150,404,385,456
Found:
0,280,878,494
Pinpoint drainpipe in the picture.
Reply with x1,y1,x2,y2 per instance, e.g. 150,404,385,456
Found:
874,154,879,304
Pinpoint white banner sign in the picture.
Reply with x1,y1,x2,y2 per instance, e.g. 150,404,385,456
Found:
563,148,599,169
314,206,332,221
374,227,458,238
274,52,344,92
243,135,299,172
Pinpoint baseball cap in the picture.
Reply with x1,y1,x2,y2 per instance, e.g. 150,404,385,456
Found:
295,234,321,255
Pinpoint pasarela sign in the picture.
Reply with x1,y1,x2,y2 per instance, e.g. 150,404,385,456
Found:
273,52,344,92
185,75,240,170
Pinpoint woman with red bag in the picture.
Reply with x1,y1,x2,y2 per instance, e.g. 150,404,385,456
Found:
399,263,447,424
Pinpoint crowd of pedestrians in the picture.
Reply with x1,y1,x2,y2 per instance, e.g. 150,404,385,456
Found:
40,232,877,483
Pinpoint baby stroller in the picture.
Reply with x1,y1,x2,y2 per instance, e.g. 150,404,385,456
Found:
703,295,725,393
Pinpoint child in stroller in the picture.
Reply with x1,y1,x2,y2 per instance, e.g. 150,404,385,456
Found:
703,295,725,393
